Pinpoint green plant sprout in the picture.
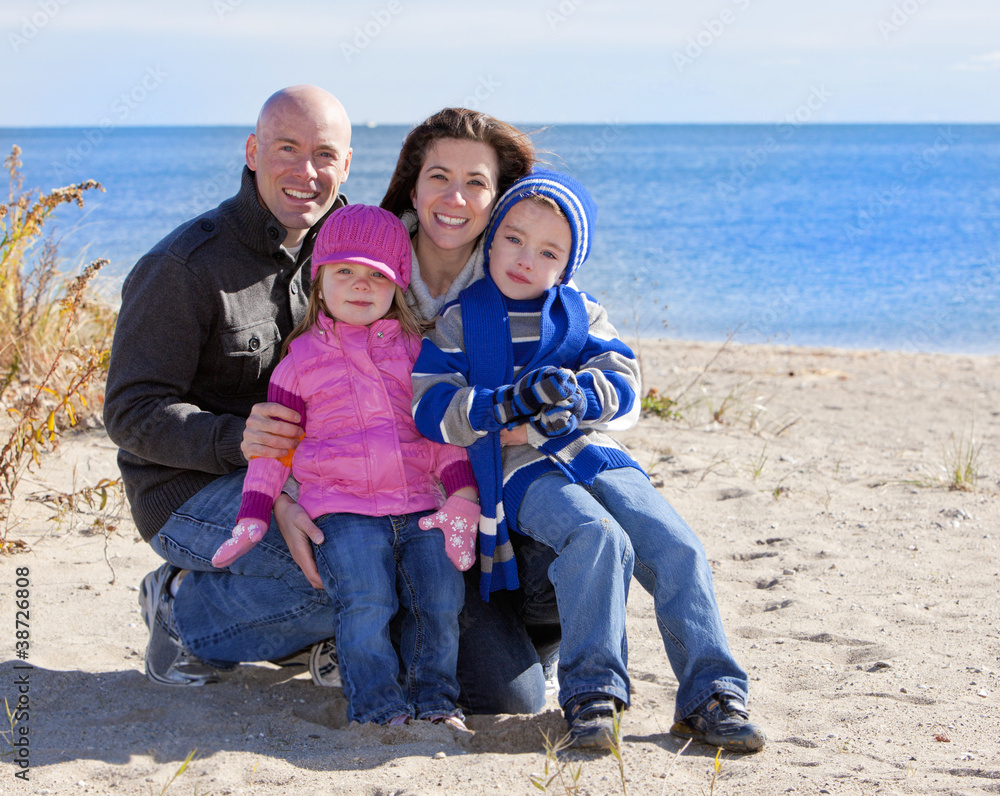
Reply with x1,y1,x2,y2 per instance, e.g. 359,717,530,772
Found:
943,426,982,491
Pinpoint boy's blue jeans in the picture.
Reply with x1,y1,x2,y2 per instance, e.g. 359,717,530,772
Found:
149,469,552,713
516,472,634,709
518,466,750,720
311,511,463,724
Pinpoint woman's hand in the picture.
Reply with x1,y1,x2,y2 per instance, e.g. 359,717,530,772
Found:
241,402,303,462
499,424,529,447
274,493,325,589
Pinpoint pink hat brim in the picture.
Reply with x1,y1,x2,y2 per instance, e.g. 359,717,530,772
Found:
312,253,409,290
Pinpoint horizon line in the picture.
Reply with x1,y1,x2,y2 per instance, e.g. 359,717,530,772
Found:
2,120,998,131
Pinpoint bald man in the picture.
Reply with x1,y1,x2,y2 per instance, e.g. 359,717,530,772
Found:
105,86,351,686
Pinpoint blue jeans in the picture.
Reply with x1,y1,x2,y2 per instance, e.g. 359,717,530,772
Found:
517,472,635,708
150,469,336,667
312,511,463,724
454,534,561,713
148,469,557,713
521,467,749,719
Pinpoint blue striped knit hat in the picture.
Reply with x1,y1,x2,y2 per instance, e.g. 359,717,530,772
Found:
483,167,597,284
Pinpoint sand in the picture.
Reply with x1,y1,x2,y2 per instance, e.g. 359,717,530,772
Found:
1,339,998,796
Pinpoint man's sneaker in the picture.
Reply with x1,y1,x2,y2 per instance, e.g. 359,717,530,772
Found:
308,638,341,687
670,693,766,752
564,694,619,750
543,658,559,698
139,564,220,687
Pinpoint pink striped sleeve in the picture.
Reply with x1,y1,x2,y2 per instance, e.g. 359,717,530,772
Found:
435,444,477,496
236,357,303,523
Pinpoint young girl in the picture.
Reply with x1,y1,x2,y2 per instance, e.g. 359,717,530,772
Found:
211,204,479,730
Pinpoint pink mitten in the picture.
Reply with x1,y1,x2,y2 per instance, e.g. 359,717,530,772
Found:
211,518,268,568
418,495,480,571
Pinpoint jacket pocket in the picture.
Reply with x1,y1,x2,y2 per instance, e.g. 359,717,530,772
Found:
215,319,280,397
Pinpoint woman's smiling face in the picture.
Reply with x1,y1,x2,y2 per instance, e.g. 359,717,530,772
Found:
410,138,500,261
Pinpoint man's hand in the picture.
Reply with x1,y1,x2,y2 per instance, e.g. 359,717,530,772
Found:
274,493,325,589
242,402,303,462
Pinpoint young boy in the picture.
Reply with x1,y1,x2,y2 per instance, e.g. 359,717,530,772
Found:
412,168,765,752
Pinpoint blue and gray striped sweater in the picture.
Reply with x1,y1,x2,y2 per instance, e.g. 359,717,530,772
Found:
412,287,644,598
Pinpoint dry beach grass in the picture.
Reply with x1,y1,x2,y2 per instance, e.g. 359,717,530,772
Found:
1,338,998,795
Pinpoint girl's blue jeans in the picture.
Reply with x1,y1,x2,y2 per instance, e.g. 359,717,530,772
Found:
149,469,550,714
517,466,750,719
311,510,463,724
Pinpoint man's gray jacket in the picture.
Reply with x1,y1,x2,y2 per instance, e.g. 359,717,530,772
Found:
104,166,345,542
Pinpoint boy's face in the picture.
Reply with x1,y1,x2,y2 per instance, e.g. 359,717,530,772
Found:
488,199,571,301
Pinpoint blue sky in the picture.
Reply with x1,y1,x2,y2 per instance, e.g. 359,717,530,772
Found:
2,0,998,126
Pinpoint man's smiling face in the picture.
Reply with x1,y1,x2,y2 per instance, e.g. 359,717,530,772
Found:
246,87,352,247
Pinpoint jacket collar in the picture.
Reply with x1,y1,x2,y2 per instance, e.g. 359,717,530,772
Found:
222,166,347,261
314,311,402,344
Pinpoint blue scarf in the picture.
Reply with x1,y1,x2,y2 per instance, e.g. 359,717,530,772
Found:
460,277,590,600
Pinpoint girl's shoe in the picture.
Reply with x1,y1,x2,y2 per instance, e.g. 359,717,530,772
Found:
386,714,410,726
427,713,473,734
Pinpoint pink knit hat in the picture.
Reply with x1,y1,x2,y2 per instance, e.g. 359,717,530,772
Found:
312,205,412,289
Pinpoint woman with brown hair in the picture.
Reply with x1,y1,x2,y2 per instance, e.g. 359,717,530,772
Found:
380,108,560,715
381,107,534,321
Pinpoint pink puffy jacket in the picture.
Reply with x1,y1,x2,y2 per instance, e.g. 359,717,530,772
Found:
236,312,474,524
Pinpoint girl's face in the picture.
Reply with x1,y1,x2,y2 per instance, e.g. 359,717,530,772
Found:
410,138,500,261
319,263,396,326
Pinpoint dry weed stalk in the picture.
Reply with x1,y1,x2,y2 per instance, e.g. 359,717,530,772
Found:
529,708,630,796
529,730,584,794
153,748,197,796
1,145,114,546
706,747,724,795
1,697,17,760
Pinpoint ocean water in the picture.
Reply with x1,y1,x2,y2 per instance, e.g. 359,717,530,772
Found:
2,124,998,354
